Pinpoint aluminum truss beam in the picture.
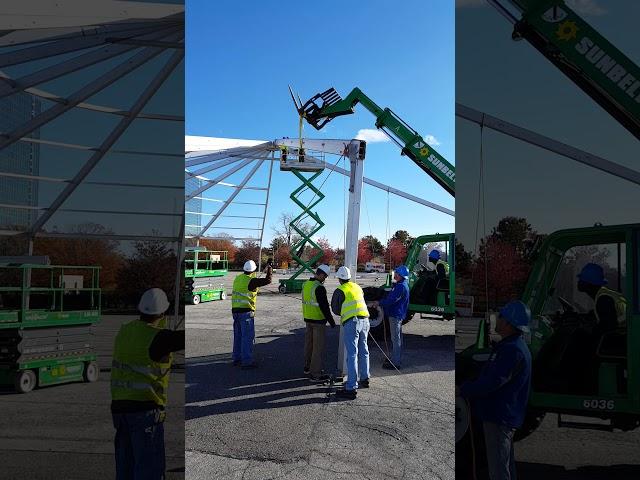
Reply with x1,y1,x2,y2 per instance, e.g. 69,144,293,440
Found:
0,31,184,152
456,103,640,187
29,47,184,234
196,159,266,238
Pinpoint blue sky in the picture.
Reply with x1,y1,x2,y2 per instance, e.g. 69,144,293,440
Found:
186,0,454,248
455,0,640,250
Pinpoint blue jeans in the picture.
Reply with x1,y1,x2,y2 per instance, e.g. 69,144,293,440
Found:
343,316,370,391
483,421,517,480
388,316,402,366
233,311,255,365
112,409,166,480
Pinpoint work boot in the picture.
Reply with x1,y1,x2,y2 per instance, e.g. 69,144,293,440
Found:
303,367,310,375
335,388,357,400
358,378,370,388
241,363,258,370
309,374,330,383
382,360,399,370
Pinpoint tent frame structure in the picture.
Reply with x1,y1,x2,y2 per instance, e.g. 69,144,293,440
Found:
0,3,185,325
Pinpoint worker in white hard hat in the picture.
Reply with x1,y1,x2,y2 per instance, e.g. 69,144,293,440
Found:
110,288,185,480
301,264,336,382
231,259,272,368
330,266,371,399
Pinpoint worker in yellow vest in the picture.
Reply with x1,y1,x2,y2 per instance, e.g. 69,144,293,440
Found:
330,266,370,399
231,259,272,369
577,263,627,332
301,264,336,382
111,288,185,480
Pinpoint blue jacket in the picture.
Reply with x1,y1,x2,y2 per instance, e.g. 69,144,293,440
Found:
460,333,532,428
379,279,410,320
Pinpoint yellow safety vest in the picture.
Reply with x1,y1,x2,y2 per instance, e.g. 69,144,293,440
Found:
232,273,257,311
595,287,627,326
111,319,172,406
436,259,450,277
337,281,369,324
302,279,325,321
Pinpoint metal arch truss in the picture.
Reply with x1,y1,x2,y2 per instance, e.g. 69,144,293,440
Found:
184,137,455,248
0,8,185,241
456,103,640,187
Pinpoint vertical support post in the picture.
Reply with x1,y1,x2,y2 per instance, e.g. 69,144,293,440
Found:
173,204,185,330
337,140,364,378
25,236,34,310
257,151,275,274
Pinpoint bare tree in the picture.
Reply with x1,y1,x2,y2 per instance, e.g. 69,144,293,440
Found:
272,212,313,247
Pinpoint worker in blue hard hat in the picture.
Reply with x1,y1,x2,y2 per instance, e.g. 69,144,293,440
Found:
369,265,410,370
577,263,626,333
458,300,532,480
422,249,449,306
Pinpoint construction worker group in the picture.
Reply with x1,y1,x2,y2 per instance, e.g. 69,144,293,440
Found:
231,259,411,400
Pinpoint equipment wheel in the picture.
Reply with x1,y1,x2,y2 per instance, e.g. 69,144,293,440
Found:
14,369,37,393
278,284,287,294
220,291,227,300
83,361,99,383
192,294,201,305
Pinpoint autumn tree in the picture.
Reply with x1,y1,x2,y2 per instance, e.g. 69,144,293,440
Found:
361,235,384,259
391,229,414,249
199,234,238,264
385,239,407,268
117,239,178,308
357,238,373,265
234,240,260,268
271,212,312,248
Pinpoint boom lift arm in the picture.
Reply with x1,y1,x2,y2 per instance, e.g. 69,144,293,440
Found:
298,87,456,196
492,0,640,141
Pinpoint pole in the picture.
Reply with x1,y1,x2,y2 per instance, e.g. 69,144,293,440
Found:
337,140,364,378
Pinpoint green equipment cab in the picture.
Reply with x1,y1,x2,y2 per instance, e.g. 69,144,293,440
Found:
184,247,228,305
367,233,455,336
0,260,101,393
457,223,640,457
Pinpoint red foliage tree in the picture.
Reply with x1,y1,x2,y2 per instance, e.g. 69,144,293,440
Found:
357,238,373,266
473,237,530,310
199,237,238,264
385,239,407,268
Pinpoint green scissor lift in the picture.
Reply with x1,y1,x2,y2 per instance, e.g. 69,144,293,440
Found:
0,261,101,393
184,247,228,305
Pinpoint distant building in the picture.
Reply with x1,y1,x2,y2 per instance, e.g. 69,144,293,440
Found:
185,173,203,236
0,93,41,229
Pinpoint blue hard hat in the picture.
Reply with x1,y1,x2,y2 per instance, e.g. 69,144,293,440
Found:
395,265,410,279
499,300,531,332
577,263,608,286
428,249,441,260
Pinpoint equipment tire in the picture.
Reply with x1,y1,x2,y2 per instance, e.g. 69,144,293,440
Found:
14,369,37,393
192,294,201,305
83,361,99,383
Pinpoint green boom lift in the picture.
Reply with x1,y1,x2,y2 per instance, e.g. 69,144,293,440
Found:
184,247,228,305
0,259,101,393
455,1,640,476
296,86,456,326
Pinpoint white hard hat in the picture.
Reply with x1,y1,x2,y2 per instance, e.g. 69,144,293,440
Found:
138,288,170,315
317,264,330,276
336,266,351,280
243,260,257,272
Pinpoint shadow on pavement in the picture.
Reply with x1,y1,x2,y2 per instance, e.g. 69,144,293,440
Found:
186,325,453,420
517,462,640,479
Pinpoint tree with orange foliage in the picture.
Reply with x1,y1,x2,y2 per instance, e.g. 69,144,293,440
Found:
385,239,407,268
357,238,373,266
198,236,238,264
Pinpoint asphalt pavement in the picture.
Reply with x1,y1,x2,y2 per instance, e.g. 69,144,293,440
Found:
456,316,640,479
0,315,185,480
186,271,455,480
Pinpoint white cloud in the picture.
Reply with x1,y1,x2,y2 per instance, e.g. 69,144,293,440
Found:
565,0,606,16
355,129,389,143
425,135,440,146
